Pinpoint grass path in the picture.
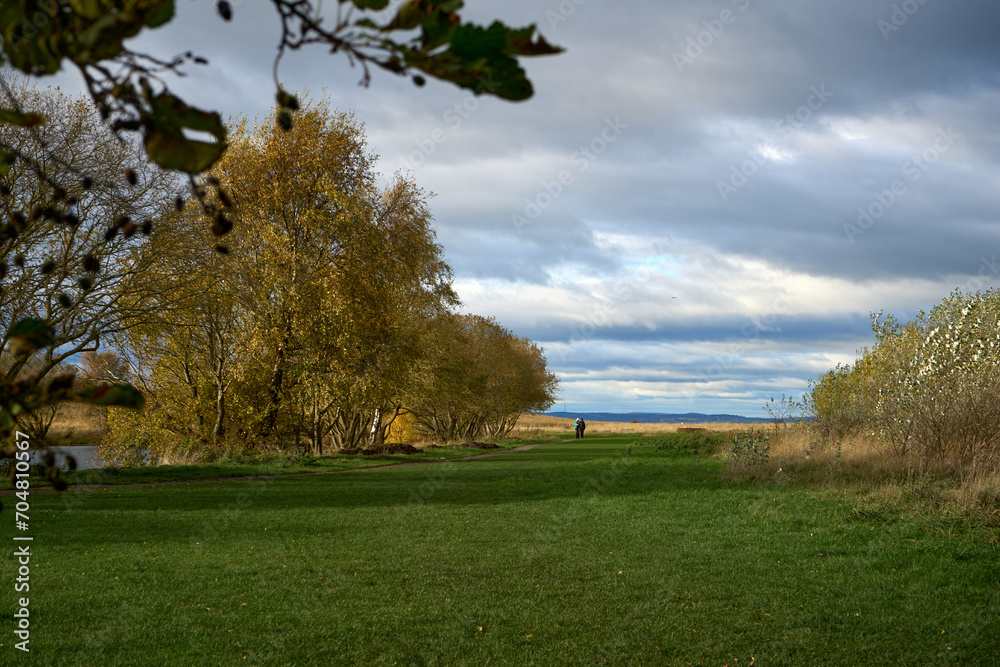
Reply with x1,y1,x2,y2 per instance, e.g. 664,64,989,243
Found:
4,434,999,665
1,438,577,496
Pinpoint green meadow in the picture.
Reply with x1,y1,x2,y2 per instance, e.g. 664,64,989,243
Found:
4,434,999,665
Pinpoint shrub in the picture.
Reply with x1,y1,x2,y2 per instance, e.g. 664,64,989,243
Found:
729,429,770,470
805,289,1000,474
101,406,166,467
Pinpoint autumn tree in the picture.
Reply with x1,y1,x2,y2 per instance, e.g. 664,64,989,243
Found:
209,100,454,448
0,2,561,476
79,350,132,385
0,77,174,485
407,313,558,443
107,204,244,457
0,76,183,376
108,96,457,459
78,348,134,437
294,174,458,452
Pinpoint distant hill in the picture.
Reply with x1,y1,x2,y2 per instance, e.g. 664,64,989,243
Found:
544,411,770,424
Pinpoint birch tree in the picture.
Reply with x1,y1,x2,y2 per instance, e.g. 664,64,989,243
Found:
111,96,456,456
408,314,558,443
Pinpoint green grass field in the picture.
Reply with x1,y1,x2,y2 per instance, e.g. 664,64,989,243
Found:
51,437,549,487
4,434,999,665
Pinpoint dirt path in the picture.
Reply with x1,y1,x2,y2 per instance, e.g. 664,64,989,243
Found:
357,438,575,469
1,438,577,495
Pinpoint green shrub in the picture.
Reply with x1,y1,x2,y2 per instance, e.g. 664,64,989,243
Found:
729,429,770,469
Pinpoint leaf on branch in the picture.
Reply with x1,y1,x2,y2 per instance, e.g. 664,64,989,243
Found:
47,373,76,396
390,19,561,101
143,91,226,172
74,383,145,410
406,50,532,101
503,25,564,57
6,318,56,357
449,22,506,59
352,0,391,10
277,110,292,131
0,1,176,74
275,89,299,111
212,212,232,236
0,107,44,127
0,148,14,176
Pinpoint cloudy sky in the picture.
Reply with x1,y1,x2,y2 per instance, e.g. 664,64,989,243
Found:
49,0,1000,416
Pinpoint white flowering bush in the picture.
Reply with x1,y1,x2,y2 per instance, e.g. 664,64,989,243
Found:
807,289,1000,472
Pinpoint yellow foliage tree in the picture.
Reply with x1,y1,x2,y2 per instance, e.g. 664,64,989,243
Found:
111,94,457,456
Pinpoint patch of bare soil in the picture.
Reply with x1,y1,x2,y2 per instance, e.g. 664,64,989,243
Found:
451,441,500,449
375,443,422,455
338,443,423,456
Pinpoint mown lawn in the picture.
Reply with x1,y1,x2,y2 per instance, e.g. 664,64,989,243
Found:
37,436,567,488
4,435,999,665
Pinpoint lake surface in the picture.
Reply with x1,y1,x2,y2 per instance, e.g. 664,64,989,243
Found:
28,446,105,470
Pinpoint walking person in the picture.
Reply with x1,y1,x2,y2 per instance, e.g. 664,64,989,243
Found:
575,418,586,439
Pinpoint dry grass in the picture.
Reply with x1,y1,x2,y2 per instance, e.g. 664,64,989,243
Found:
44,408,750,448
41,402,102,444
737,423,1000,521
511,413,751,439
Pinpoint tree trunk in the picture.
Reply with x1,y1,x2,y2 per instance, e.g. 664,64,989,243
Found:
212,382,226,439
367,407,382,449
212,335,227,440
259,340,287,437
182,359,205,430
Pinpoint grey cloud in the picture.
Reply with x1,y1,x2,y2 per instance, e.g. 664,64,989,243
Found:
103,0,1000,414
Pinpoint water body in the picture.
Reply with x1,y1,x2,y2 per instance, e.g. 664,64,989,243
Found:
27,446,105,470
